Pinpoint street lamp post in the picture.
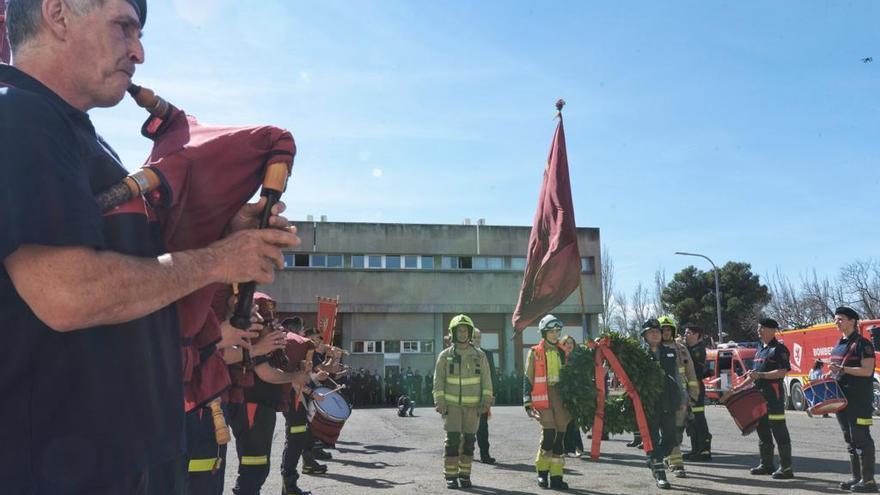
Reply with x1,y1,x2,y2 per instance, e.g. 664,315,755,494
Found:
675,251,724,345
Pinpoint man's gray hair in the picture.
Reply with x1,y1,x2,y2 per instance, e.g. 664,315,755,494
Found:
6,0,104,53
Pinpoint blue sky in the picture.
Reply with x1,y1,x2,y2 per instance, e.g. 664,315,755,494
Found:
91,0,879,298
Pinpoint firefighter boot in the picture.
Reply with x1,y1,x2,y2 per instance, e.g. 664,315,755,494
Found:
537,471,550,489
282,476,312,495
653,461,670,489
549,476,569,490
627,433,643,448
750,444,776,475
772,444,794,479
457,476,472,489
445,476,459,489
841,453,861,490
852,450,878,493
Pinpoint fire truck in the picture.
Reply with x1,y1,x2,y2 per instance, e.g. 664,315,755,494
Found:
777,319,880,414
703,342,759,402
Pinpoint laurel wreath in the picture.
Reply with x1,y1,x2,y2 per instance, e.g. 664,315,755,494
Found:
558,333,665,434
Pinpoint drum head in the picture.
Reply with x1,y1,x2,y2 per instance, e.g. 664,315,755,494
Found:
314,387,352,421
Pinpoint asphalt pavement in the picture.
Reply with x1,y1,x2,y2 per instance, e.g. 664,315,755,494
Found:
224,404,862,495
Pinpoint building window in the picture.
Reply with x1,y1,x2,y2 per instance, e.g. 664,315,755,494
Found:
311,254,326,267
367,255,383,269
403,255,419,269
351,255,364,268
459,256,473,269
473,256,503,270
327,255,343,268
294,254,309,267
422,340,434,353
510,257,526,271
353,340,383,353
284,253,295,268
383,340,401,353
421,256,435,270
402,341,420,353
581,256,596,274
386,255,401,269
441,256,458,269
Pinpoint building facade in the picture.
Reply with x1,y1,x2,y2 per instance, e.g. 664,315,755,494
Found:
263,220,602,379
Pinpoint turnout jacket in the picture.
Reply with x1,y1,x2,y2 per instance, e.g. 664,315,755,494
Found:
433,345,494,410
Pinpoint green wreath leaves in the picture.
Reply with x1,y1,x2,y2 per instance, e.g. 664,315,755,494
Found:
558,333,664,435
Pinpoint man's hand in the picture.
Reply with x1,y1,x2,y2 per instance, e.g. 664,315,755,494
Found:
218,319,260,350
315,370,330,381
435,403,448,415
526,407,541,421
207,229,299,285
226,198,291,233
251,330,286,357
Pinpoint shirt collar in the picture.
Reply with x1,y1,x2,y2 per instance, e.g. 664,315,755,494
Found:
763,338,778,349
0,65,93,126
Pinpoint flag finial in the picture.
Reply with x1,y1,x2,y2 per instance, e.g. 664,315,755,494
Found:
555,99,566,112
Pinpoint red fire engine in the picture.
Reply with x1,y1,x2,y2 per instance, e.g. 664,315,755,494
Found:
703,343,758,401
777,319,880,413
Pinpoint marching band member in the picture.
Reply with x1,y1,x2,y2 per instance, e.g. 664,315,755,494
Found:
434,314,494,489
829,307,877,493
740,318,794,480
524,315,572,490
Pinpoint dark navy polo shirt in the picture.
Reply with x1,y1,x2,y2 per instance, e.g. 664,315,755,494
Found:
752,338,790,389
0,65,184,493
831,331,875,403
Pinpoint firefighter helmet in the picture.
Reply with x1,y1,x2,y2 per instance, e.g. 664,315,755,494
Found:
658,315,677,335
448,314,475,338
538,314,564,337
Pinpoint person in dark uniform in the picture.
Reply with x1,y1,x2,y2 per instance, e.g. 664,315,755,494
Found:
642,318,680,490
741,318,794,480
829,306,877,493
473,328,498,464
397,394,416,416
683,323,713,461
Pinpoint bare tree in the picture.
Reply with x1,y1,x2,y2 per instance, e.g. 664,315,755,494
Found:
840,259,880,319
652,268,668,315
600,245,617,332
613,290,631,337
766,268,817,328
802,269,844,321
631,282,652,329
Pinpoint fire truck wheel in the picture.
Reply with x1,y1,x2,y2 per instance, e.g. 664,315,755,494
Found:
789,382,806,411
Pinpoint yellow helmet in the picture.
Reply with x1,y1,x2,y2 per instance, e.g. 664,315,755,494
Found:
448,314,475,336
658,315,677,336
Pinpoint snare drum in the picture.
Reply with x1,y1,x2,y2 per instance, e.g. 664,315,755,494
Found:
308,386,352,445
803,378,847,415
724,387,768,436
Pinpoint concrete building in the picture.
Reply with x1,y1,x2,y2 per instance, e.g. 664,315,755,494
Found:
263,220,602,379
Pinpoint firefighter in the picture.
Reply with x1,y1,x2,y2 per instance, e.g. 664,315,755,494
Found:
524,315,572,490
642,318,681,490
433,314,494,489
682,323,713,462
658,316,699,478
829,306,877,493
741,318,794,480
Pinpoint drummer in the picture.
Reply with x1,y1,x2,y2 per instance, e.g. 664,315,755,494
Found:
740,318,794,480
828,306,877,493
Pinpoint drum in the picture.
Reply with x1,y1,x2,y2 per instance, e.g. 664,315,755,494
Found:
724,387,768,436
803,378,847,415
308,387,352,445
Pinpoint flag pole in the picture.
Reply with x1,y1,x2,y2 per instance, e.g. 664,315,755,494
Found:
556,98,589,343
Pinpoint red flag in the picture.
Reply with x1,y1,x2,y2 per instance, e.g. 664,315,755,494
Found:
1,2,11,64
317,296,339,345
512,107,581,333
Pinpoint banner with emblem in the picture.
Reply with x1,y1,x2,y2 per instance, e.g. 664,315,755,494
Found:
317,295,339,345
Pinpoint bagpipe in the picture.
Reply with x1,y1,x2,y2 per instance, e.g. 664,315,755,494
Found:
94,83,296,445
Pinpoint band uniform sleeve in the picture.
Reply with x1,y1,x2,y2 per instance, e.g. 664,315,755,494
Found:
862,339,876,359
0,95,104,261
523,349,535,408
433,350,447,406
776,345,791,371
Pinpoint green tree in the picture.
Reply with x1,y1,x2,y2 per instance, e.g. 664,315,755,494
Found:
662,262,770,342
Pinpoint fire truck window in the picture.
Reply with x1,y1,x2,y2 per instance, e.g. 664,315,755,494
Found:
734,361,745,376
706,360,716,375
718,355,732,371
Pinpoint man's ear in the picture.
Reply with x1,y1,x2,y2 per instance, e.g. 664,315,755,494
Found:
42,0,74,41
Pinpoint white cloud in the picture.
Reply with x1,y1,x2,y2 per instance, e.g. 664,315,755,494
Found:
371,168,383,178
